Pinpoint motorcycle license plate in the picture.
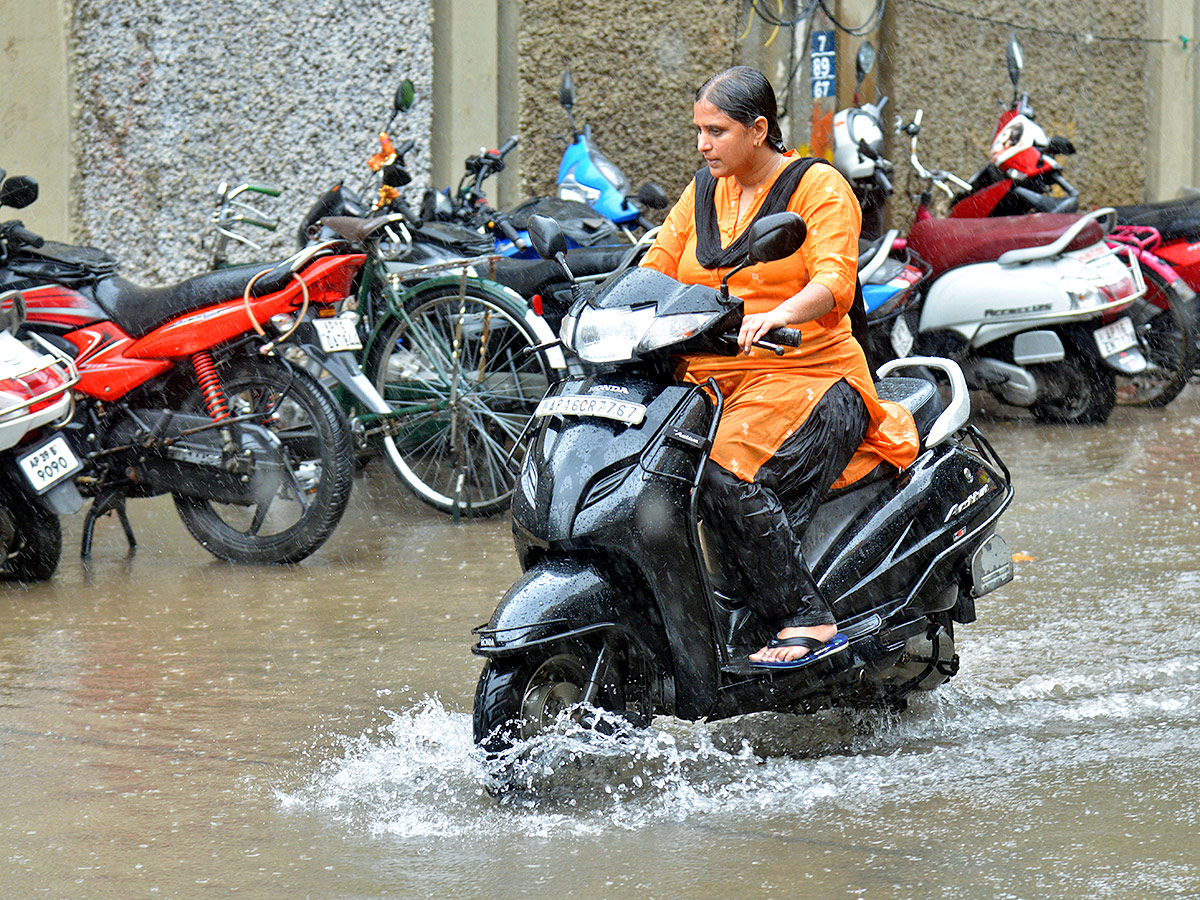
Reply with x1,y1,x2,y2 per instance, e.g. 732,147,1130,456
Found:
1093,316,1137,358
17,434,82,494
890,314,914,358
313,316,363,352
535,394,647,425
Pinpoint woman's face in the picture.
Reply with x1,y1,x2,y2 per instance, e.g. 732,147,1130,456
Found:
693,98,763,180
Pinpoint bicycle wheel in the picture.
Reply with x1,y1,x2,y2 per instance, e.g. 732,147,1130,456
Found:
366,283,557,516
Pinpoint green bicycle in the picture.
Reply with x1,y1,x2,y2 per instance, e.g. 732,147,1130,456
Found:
209,183,565,518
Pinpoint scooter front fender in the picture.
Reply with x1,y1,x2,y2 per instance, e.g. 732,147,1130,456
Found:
472,557,659,659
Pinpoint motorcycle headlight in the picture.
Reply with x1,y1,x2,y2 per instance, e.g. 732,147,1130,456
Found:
588,150,630,194
562,304,655,363
558,175,602,205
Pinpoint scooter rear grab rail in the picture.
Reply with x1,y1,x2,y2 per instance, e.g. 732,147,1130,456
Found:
997,207,1117,266
876,356,970,448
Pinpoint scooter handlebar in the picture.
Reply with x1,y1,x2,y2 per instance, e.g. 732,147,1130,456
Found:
1,220,44,249
497,134,519,158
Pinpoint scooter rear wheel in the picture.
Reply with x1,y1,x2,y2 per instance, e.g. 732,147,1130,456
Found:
1030,334,1116,425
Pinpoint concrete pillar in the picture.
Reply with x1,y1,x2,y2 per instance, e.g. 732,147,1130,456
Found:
431,0,518,209
0,0,72,238
1148,0,1200,199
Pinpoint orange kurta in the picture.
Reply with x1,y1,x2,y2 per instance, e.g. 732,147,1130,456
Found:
640,154,918,488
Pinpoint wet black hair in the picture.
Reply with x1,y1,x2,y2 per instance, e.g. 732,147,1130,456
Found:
695,66,787,153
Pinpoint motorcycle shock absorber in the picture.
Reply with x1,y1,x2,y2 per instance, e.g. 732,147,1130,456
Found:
192,351,231,420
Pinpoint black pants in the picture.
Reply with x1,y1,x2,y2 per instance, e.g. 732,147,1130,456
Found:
698,379,870,629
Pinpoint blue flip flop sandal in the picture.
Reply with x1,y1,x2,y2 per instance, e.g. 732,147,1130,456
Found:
749,632,849,669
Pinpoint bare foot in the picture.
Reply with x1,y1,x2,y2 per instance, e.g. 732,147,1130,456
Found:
749,623,838,663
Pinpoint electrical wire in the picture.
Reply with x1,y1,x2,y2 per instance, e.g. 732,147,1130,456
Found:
818,0,885,36
902,0,1190,45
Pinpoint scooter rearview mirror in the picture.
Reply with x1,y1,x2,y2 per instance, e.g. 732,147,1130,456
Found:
746,212,808,264
0,175,39,210
855,42,877,88
1006,33,1024,88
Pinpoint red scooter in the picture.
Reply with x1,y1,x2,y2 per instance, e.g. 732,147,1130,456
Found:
0,175,365,565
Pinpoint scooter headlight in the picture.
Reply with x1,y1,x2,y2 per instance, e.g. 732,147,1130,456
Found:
636,312,721,353
562,304,655,363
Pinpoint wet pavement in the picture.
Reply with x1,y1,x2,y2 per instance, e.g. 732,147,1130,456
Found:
2,387,1199,899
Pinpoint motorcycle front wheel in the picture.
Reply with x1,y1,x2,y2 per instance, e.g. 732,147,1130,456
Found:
173,356,354,564
366,284,557,517
1115,271,1199,407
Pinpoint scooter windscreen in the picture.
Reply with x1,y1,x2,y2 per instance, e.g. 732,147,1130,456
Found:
559,267,735,364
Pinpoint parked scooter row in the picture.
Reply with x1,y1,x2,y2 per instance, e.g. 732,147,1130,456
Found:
831,41,1198,419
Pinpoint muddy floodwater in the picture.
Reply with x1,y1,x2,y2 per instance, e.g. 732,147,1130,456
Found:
3,388,1200,900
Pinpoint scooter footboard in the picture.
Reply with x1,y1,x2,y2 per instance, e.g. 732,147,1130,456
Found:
471,557,659,659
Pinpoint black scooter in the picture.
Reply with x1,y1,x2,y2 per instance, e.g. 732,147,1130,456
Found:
471,213,1015,762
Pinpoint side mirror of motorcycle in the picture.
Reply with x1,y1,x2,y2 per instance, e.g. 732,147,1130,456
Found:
636,181,668,210
381,162,412,188
0,175,39,210
558,70,576,110
855,41,877,88
528,213,568,258
1046,135,1076,156
394,79,416,113
1006,33,1024,89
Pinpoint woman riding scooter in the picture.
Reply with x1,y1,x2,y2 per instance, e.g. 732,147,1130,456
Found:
640,67,918,667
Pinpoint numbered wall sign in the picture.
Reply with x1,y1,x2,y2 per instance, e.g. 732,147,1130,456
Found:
811,30,836,99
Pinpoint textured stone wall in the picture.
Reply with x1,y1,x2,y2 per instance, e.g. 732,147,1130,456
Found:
881,0,1149,223
513,0,741,210
69,0,433,282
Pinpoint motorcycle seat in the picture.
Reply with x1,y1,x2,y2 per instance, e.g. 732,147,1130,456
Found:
906,213,1103,277
1114,197,1200,243
92,261,296,339
487,245,635,298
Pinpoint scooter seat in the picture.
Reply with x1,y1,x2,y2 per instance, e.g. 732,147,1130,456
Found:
1114,196,1200,243
906,213,1104,277
92,261,296,339
487,245,634,299
875,375,942,444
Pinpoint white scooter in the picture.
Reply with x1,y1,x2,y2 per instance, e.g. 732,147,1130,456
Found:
832,76,1146,425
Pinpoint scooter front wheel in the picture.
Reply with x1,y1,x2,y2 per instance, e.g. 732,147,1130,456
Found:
472,640,628,757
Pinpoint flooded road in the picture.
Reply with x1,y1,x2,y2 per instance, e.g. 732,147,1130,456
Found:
2,388,1199,899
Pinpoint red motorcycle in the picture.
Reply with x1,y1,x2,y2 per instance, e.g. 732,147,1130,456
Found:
0,175,364,564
